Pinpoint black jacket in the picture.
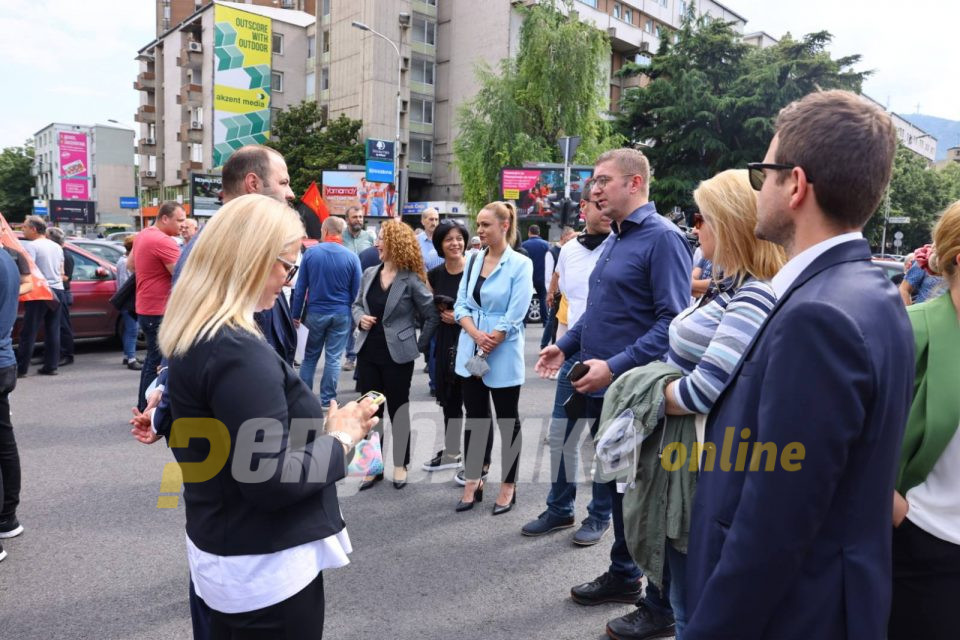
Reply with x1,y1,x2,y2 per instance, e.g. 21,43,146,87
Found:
168,326,346,556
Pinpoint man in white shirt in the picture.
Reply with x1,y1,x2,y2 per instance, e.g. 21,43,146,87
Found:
16,216,64,377
521,199,612,542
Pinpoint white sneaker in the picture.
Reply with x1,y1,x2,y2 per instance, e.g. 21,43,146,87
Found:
421,450,463,471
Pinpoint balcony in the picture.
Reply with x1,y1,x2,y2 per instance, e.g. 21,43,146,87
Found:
134,104,157,124
407,161,433,177
178,160,204,181
178,42,203,69
133,71,156,92
138,137,158,155
412,0,437,18
178,121,203,144
176,83,203,106
140,169,160,187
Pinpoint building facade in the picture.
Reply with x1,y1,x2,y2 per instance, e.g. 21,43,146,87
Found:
891,112,937,163
32,123,136,225
155,0,316,35
136,1,314,208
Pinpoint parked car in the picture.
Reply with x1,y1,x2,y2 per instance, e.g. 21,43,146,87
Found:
526,293,542,324
13,239,123,343
70,239,126,265
106,231,137,243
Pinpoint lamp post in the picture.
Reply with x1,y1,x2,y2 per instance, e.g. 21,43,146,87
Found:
351,20,403,208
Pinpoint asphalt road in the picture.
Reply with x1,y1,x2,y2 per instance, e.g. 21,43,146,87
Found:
0,333,664,640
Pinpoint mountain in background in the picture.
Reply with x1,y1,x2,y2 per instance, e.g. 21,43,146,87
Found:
902,113,960,161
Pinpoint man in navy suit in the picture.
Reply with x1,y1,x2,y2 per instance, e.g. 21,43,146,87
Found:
683,90,915,640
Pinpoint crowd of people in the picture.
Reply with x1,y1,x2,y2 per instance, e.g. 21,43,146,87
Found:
1,88,957,640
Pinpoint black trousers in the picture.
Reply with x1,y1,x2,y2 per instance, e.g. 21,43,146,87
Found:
460,376,522,484
59,290,74,359
209,571,325,639
889,518,960,639
16,295,62,375
0,365,20,521
357,357,414,468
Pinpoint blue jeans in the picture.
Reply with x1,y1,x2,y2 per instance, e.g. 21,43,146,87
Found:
298,312,351,407
545,354,611,525
666,544,687,636
137,314,163,411
345,324,357,362
120,310,138,360
539,303,557,349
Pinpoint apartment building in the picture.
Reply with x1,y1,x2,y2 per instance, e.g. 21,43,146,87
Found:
891,113,937,163
32,123,136,225
135,1,314,207
155,0,316,35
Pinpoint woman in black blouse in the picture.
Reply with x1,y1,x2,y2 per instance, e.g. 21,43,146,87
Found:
353,220,438,490
140,194,378,638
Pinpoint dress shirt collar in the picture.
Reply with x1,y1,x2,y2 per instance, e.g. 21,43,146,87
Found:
771,231,863,298
611,201,658,236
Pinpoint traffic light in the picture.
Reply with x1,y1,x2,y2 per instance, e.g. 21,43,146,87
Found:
560,198,577,227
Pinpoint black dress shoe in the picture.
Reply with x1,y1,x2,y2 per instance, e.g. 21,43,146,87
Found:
605,602,676,640
492,489,517,516
59,356,74,366
16,372,27,379
455,481,484,512
358,473,383,491
570,572,642,606
37,368,58,376
393,468,408,489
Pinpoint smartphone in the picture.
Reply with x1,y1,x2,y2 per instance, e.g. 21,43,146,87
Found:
358,390,387,407
568,361,591,382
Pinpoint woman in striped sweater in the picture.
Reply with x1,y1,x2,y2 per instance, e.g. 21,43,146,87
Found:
656,169,786,637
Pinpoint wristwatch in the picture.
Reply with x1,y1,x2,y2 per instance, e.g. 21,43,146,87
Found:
327,431,356,450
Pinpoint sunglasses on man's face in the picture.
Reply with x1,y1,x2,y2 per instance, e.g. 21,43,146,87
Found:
746,162,813,191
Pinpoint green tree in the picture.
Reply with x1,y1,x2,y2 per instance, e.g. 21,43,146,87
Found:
266,102,364,197
0,144,35,223
454,0,621,214
617,15,866,212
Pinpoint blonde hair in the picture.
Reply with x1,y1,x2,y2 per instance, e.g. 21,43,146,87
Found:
159,194,304,357
481,201,518,247
693,169,786,283
930,200,960,282
380,220,427,283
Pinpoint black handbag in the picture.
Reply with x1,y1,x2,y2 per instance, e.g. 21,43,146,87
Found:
109,274,137,316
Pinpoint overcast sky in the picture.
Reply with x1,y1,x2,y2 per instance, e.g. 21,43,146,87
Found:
1,0,957,149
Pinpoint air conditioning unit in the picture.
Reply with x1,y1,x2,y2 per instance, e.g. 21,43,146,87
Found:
188,41,202,53
144,171,156,178
191,121,201,129
639,41,650,52
145,137,156,145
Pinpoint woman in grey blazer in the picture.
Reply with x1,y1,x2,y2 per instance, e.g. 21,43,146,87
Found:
353,220,439,490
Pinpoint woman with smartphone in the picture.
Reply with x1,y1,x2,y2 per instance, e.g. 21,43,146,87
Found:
353,220,439,490
422,219,494,475
145,194,379,638
453,201,533,514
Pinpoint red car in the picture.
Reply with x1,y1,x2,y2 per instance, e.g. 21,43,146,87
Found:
13,239,122,342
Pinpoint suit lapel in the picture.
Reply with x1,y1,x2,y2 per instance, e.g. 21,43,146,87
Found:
383,271,407,321
359,267,376,312
710,239,873,406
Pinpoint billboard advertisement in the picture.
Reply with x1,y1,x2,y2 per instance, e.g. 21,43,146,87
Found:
213,5,271,168
500,167,593,218
50,199,96,224
321,171,397,218
58,132,90,200
190,174,224,217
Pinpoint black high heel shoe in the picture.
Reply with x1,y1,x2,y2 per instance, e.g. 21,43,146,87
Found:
455,480,484,512
393,467,408,490
492,488,517,516
359,472,384,491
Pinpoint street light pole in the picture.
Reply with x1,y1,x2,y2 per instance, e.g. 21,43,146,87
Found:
351,20,403,209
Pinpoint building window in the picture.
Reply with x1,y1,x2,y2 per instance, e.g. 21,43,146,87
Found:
411,57,435,85
270,107,282,128
656,25,666,39
273,33,284,54
191,143,203,163
163,5,171,20
613,3,621,19
306,71,315,97
410,137,433,163
322,0,330,16
321,67,329,91
424,0,437,5
411,17,436,45
272,71,283,92
307,34,316,58
411,97,433,124
579,0,598,7
322,30,330,53
623,7,632,23
645,20,654,34
659,0,668,6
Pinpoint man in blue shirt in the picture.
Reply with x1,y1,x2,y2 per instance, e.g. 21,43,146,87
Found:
537,148,691,639
291,216,362,408
0,249,24,560
521,224,550,328
415,207,444,270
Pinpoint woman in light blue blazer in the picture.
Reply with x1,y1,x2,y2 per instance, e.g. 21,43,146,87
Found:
454,201,533,515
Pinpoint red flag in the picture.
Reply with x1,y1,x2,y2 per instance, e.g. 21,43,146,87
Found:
301,181,329,223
